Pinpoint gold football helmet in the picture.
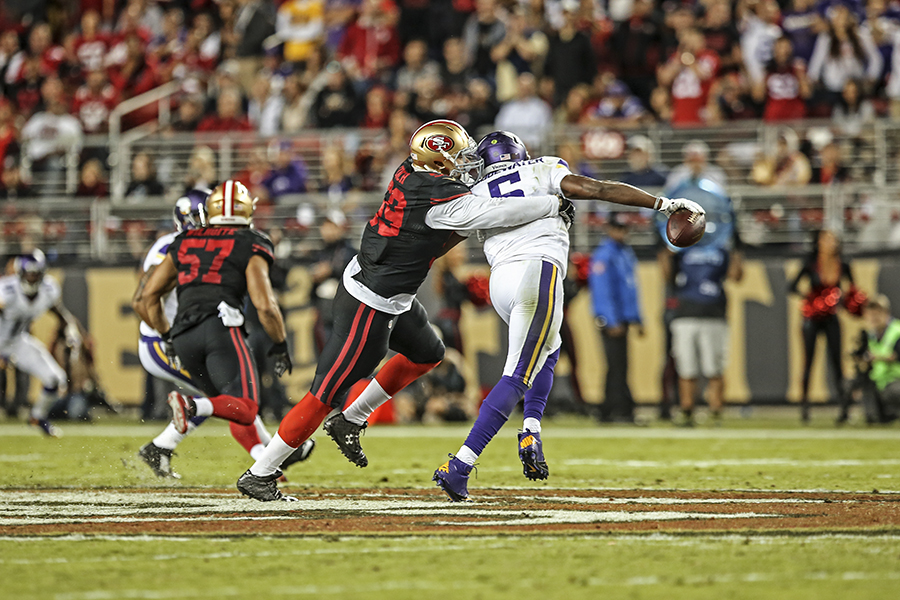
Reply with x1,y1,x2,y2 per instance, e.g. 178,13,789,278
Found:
409,119,483,184
206,180,256,226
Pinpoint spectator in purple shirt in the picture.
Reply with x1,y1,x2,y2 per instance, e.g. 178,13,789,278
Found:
262,142,309,200
781,0,823,64
583,80,648,128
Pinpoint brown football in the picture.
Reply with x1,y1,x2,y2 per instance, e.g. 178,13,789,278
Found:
666,208,706,248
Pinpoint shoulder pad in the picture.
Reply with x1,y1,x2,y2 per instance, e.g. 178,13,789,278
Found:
540,156,570,169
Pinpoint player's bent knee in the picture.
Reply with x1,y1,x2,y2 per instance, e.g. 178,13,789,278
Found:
420,339,445,365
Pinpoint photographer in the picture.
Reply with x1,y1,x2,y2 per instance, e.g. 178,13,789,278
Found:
851,295,900,424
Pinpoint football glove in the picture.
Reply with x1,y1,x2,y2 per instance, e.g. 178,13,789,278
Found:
558,195,576,230
160,330,182,371
269,340,293,377
654,197,705,217
64,323,82,349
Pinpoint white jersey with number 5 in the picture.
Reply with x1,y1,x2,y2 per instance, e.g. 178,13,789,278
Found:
472,156,571,277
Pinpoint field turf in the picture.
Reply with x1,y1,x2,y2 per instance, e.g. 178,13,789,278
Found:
0,410,898,599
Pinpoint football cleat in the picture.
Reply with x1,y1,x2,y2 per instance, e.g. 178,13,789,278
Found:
167,392,196,435
30,417,62,438
279,439,316,471
138,442,180,479
237,469,297,502
518,431,549,481
323,414,368,467
432,454,473,502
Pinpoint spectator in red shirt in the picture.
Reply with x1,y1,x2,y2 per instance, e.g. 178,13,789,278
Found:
109,34,158,99
10,57,44,118
73,10,110,73
338,0,401,82
27,23,65,77
106,7,154,68
72,70,119,134
362,85,391,128
1,29,25,89
753,36,811,122
196,88,252,132
657,27,719,126
0,99,17,173
76,158,108,198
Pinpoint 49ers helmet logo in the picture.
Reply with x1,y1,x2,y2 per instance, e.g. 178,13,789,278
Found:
425,134,455,153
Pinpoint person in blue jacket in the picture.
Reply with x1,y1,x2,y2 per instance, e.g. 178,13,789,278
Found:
590,213,642,423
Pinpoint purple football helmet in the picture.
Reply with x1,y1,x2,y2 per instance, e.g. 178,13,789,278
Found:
14,249,47,295
476,131,530,176
173,188,211,232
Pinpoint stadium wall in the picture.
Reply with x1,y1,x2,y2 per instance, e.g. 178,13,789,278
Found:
27,257,900,407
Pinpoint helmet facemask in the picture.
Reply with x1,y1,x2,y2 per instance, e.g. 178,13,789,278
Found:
446,140,483,185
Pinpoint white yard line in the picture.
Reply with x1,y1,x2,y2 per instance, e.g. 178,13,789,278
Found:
562,458,900,468
0,490,786,527
50,570,900,600
1,423,900,440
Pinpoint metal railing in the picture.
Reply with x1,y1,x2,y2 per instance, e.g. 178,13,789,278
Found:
3,182,898,265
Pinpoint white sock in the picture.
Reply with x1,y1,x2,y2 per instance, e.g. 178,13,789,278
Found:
153,422,189,450
455,445,479,466
523,418,542,433
249,443,267,461
253,416,272,445
343,379,390,425
194,397,213,417
249,433,297,477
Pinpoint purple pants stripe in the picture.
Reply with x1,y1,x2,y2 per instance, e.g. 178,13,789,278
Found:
512,261,557,384
145,340,197,389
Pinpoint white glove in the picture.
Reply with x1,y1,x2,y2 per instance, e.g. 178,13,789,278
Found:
654,197,706,217
64,323,82,349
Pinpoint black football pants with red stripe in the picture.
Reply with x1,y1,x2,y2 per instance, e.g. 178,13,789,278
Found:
312,281,445,408
173,316,260,404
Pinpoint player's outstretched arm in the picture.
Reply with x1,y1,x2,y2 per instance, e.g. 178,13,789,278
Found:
246,256,292,376
135,254,178,334
560,175,705,216
425,193,562,232
49,303,83,349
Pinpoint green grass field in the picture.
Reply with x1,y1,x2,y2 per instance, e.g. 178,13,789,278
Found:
1,411,899,599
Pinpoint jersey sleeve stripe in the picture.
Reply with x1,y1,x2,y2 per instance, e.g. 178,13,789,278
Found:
430,192,469,205
252,243,274,258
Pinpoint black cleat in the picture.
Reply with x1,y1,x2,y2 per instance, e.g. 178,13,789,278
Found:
279,439,316,471
323,414,368,467
138,442,179,478
237,469,297,501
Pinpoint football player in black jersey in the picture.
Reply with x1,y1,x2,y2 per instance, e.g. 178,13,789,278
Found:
238,119,570,501
136,180,298,461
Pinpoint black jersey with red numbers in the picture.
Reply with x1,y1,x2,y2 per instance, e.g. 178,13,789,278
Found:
167,226,275,336
354,158,469,298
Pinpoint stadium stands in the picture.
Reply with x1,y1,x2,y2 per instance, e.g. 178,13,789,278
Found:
3,0,900,261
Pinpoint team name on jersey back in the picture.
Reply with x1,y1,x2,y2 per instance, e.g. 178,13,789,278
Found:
167,227,274,336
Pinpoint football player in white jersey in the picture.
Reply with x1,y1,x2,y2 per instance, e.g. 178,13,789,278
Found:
0,249,82,437
323,130,704,500
133,189,313,478
430,131,704,500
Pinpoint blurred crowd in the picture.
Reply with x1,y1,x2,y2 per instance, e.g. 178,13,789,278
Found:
2,0,900,200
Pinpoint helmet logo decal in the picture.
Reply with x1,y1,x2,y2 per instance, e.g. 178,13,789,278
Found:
425,134,455,153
